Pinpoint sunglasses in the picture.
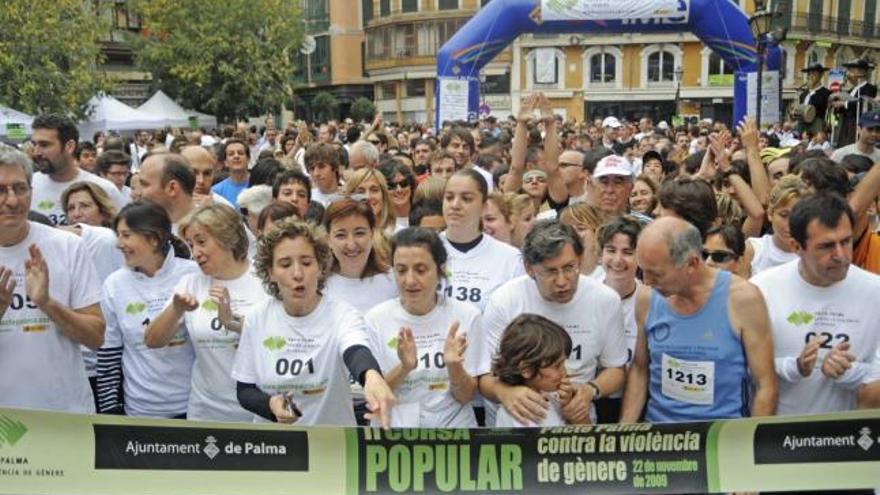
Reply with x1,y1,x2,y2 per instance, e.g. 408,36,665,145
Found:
387,179,409,190
702,250,736,263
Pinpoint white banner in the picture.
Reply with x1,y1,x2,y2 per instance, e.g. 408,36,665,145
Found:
535,48,558,84
437,77,469,124
747,70,780,126
542,0,688,21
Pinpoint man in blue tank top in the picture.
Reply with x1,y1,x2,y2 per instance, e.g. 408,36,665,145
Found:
621,217,778,423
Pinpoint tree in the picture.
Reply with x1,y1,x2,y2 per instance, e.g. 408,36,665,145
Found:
130,0,302,123
350,97,377,123
0,1,113,118
311,91,338,123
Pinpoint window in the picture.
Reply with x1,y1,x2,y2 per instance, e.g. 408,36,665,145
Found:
393,24,416,58
641,44,682,87
438,0,458,10
416,22,437,56
482,73,510,94
405,79,426,97
706,52,733,86
378,82,397,100
362,0,372,25
312,35,331,81
865,0,877,37
838,0,852,35
437,19,465,45
590,53,615,83
526,48,565,89
808,0,823,31
648,51,675,82
380,0,390,16
402,0,418,12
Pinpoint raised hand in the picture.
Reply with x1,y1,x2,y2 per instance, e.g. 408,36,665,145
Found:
517,94,537,123
172,292,199,313
737,118,760,150
0,266,17,319
209,286,235,329
442,321,467,368
396,327,418,371
24,245,50,308
797,335,823,377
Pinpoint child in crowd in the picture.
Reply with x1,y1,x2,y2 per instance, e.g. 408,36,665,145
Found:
492,313,573,427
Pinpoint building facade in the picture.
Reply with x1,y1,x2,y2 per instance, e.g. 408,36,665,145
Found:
361,0,880,125
291,0,374,121
363,0,511,124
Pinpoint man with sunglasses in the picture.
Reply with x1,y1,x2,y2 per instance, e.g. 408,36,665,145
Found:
622,217,778,422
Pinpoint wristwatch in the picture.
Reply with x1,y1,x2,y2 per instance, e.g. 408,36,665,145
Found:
586,381,602,401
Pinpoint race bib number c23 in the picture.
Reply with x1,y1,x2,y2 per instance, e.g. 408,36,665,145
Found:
661,353,714,406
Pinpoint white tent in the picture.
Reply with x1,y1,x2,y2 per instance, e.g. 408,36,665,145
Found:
77,94,167,138
0,105,34,138
138,90,217,129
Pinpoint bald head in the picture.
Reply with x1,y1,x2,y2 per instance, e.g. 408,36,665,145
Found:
559,150,584,165
181,145,217,195
639,217,702,267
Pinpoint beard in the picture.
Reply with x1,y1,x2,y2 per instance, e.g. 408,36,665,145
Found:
32,157,59,175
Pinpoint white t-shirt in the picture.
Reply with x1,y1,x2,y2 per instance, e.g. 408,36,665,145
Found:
101,254,200,417
31,169,128,225
479,275,628,424
172,268,268,422
748,234,798,276
324,271,399,314
751,260,880,415
365,297,480,428
440,233,525,311
495,393,566,428
0,223,101,413
77,224,124,377
232,296,372,426
310,188,342,207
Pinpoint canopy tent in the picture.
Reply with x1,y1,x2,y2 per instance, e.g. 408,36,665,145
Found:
0,105,34,139
137,90,218,130
77,94,167,138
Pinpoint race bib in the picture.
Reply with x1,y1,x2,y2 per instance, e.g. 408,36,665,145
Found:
661,353,714,406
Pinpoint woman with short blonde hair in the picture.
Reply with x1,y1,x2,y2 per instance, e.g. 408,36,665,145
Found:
61,181,117,227
343,167,396,233
145,203,266,422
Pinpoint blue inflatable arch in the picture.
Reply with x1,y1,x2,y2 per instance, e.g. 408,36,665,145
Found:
436,0,781,127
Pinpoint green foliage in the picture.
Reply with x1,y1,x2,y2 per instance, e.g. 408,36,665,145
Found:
350,97,376,123
311,91,338,122
130,0,303,123
0,1,114,119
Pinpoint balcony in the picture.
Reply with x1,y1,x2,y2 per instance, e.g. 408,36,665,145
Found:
788,12,877,39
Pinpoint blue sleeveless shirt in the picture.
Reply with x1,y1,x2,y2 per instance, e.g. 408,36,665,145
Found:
645,270,749,422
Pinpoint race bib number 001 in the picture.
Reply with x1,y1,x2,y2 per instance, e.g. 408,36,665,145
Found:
661,353,714,406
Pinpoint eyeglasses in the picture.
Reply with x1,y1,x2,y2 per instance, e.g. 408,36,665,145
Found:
387,179,409,190
0,183,31,200
532,263,580,279
702,250,736,263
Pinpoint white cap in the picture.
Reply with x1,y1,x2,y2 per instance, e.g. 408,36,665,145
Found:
593,154,635,178
602,116,622,128
657,121,669,130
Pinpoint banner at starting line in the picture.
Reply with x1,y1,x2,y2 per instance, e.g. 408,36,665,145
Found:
0,408,878,494
541,0,689,22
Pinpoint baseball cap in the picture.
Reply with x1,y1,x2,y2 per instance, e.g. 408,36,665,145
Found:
593,155,635,178
602,116,622,128
859,110,880,128
642,150,664,166
657,121,669,130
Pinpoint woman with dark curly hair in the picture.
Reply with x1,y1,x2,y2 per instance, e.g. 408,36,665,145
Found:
231,218,395,427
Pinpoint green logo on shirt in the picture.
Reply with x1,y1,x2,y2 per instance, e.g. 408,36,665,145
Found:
262,336,285,351
0,415,27,447
125,302,147,314
786,311,815,326
37,200,53,210
387,337,399,349
201,299,218,312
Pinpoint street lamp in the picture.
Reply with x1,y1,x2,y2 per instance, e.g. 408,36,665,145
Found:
673,66,684,120
749,0,778,129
